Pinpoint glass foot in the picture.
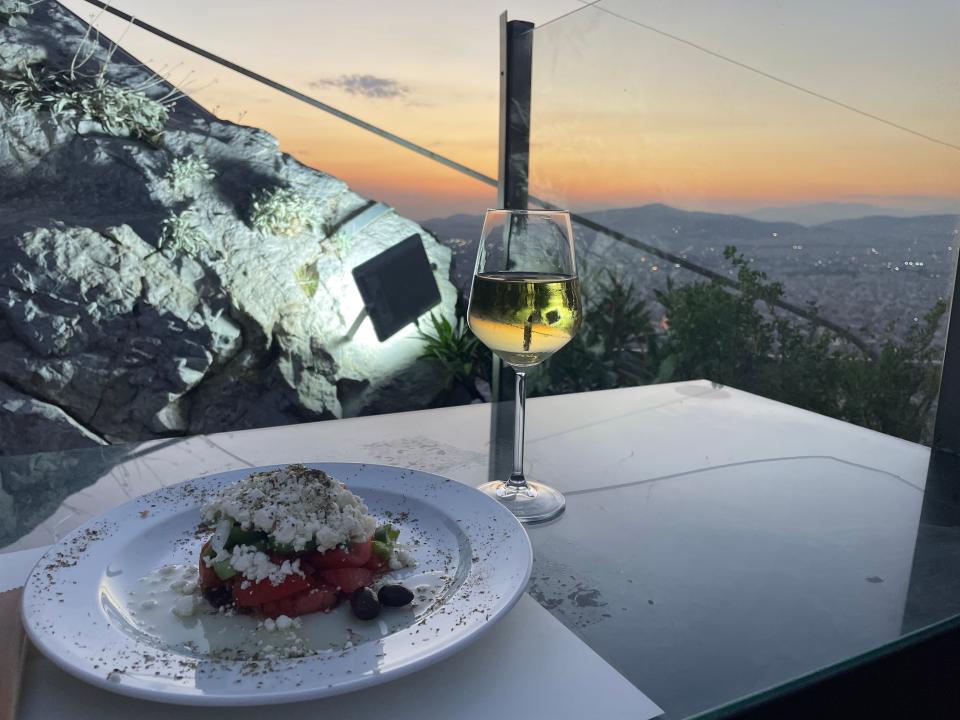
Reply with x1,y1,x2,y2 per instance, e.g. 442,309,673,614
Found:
477,480,566,524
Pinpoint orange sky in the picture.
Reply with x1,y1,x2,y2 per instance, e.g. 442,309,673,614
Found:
61,0,960,220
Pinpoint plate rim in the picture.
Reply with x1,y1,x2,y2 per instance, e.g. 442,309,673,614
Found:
21,462,533,706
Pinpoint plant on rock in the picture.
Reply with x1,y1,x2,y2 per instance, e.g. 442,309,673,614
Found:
0,0,32,26
249,187,319,237
0,58,176,144
165,154,215,199
159,209,206,255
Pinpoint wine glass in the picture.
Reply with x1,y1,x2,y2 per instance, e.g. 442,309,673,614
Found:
467,209,583,523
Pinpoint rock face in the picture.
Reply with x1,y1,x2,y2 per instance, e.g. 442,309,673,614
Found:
0,2,456,453
0,380,106,456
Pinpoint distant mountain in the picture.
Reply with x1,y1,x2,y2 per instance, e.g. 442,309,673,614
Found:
744,202,952,226
817,214,960,239
582,203,809,245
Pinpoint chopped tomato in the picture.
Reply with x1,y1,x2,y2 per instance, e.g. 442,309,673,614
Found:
259,580,340,618
199,541,222,591
232,572,311,607
320,567,374,595
306,538,373,570
364,554,389,573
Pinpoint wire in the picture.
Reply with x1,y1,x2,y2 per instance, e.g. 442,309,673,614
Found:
531,0,605,33
577,0,960,153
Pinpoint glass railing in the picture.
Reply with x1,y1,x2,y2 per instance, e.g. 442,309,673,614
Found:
524,0,960,445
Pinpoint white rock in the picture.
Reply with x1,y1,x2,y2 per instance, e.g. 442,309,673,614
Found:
0,2,457,456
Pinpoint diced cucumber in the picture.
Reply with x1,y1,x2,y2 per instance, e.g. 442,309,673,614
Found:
374,524,399,544
269,538,317,555
372,540,392,559
225,524,269,550
212,558,237,580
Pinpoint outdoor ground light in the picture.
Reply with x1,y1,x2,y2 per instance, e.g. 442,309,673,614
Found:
350,233,442,342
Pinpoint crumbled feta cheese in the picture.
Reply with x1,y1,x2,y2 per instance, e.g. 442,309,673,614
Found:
158,565,177,577
388,546,416,570
170,578,198,595
201,465,376,553
262,618,276,632
275,615,293,631
229,544,304,586
172,595,198,617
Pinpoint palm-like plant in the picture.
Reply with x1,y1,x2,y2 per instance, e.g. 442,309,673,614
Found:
416,312,489,399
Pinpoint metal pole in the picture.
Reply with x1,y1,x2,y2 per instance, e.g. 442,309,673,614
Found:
489,14,534,482
497,15,534,211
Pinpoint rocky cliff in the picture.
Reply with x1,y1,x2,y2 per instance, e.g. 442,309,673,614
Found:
0,1,457,455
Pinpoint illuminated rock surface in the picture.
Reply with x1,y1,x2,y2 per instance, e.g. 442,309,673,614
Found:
0,2,456,452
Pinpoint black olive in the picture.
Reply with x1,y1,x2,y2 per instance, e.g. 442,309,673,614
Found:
350,587,381,620
377,584,414,608
203,585,233,608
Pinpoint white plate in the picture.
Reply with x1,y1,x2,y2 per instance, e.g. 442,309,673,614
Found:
22,463,532,706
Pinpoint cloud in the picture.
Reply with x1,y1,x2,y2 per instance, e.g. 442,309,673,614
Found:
311,74,409,100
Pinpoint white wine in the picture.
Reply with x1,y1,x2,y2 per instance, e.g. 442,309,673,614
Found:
468,272,582,367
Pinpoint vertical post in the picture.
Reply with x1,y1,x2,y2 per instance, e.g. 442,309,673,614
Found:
497,14,534,211
489,13,534,482
933,250,960,454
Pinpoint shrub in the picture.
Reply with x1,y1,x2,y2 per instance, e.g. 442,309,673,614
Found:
165,154,215,199
834,300,945,441
416,312,490,400
534,272,660,395
655,247,945,442
249,187,319,237
0,60,175,144
0,0,32,27
159,209,206,255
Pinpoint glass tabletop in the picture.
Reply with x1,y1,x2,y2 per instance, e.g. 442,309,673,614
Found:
2,385,960,718
527,455,958,718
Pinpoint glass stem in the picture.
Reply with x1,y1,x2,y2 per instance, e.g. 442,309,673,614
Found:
508,370,527,488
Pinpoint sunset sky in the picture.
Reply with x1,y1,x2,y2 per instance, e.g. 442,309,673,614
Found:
61,0,960,220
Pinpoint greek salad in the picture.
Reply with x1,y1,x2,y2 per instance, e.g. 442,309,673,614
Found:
197,464,413,620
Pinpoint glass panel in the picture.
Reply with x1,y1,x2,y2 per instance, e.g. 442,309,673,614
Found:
519,1,960,716
527,0,960,446
2,1,496,462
